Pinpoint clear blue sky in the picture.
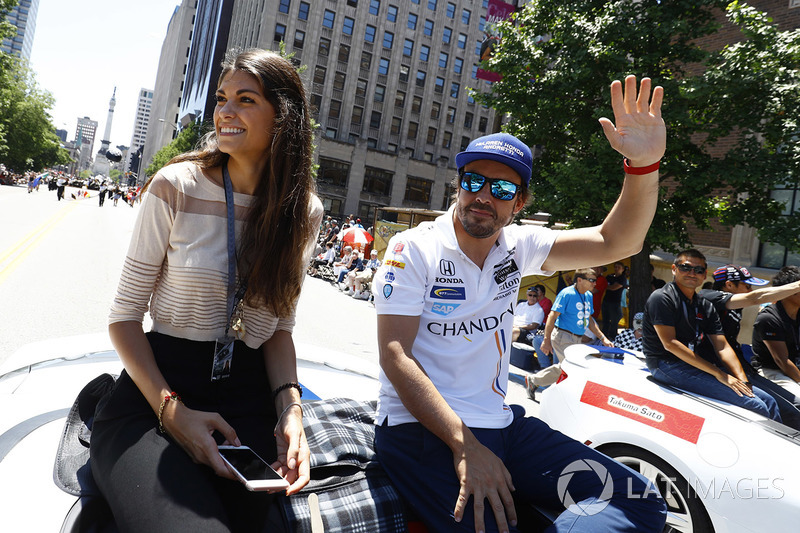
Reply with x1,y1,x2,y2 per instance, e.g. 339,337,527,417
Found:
29,0,181,156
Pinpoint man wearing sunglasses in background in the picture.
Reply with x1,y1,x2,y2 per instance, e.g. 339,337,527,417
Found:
373,76,667,533
527,268,612,395
642,249,782,423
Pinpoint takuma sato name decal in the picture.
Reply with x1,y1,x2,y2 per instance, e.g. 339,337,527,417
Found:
580,381,705,444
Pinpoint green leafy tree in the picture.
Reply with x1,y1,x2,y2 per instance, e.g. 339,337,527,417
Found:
145,120,203,178
477,0,800,314
0,59,70,171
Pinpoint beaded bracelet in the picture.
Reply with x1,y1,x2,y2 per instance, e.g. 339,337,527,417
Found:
272,381,303,399
157,391,182,434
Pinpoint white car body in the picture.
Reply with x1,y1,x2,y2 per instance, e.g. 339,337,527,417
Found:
0,334,380,532
538,344,800,533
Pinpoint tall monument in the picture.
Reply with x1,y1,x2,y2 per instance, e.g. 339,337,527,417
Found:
93,87,116,176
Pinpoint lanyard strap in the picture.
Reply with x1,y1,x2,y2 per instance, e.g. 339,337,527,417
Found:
222,163,246,330
680,298,701,344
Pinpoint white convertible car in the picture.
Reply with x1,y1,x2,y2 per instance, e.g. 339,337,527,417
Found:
538,344,800,533
0,334,381,532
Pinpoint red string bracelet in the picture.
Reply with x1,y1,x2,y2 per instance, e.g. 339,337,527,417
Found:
158,391,182,434
623,158,660,175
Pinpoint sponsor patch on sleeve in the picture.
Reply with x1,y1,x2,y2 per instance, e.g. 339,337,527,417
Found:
384,259,406,269
393,242,405,254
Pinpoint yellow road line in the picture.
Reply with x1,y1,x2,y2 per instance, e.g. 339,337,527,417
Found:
0,202,79,285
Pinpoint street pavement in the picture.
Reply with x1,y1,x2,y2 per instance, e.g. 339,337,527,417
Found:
0,181,538,415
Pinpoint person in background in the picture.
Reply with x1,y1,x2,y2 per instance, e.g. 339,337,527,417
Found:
529,268,613,392
642,249,781,422
650,263,666,291
533,284,552,320
511,287,544,343
332,245,354,282
750,266,800,403
601,261,628,339
614,311,644,352
352,249,381,299
56,174,67,201
591,265,608,320
699,264,800,429
90,49,317,532
308,241,336,277
98,181,108,207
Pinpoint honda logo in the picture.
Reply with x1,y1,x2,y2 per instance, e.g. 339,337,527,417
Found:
439,260,455,277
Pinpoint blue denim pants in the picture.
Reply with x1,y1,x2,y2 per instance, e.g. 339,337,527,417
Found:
649,357,782,422
375,405,666,532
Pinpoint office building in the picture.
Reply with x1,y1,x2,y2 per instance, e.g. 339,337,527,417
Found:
125,88,153,175
74,117,98,173
179,0,235,127
225,0,500,221
142,1,197,177
1,0,39,61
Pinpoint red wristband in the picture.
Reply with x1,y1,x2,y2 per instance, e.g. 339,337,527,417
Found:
623,158,660,175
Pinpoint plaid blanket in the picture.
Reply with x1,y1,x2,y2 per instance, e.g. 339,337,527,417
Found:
283,398,408,533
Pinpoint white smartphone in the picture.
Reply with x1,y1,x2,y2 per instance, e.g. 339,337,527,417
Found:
218,445,289,491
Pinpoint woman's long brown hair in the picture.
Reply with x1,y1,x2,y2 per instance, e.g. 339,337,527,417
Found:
168,49,316,317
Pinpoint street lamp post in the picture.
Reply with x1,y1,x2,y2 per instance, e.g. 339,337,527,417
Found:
159,118,179,139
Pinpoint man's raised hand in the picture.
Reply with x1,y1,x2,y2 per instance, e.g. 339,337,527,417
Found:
599,75,666,168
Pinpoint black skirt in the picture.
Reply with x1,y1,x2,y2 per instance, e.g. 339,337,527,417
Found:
90,332,284,532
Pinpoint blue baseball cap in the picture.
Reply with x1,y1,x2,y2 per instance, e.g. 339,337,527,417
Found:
455,133,533,186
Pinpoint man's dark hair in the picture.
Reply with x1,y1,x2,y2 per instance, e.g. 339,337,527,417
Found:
674,248,706,265
711,279,737,291
535,284,546,295
772,266,800,287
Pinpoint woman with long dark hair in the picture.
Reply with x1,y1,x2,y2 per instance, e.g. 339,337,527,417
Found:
90,49,321,531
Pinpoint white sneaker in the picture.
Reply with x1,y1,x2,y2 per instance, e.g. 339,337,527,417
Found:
343,287,352,294
352,290,362,298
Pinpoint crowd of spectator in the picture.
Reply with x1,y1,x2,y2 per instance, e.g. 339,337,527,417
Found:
306,214,380,303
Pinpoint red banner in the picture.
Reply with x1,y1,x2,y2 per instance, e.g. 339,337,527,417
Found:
476,0,516,82
580,381,706,444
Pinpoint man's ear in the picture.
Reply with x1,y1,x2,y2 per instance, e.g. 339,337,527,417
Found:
513,195,525,215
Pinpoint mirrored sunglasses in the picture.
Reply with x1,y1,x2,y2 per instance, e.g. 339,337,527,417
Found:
459,171,520,201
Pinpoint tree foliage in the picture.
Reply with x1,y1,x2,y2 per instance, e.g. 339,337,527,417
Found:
477,0,800,312
145,120,203,178
0,59,70,172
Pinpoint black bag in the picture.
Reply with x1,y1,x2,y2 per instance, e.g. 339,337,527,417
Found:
54,373,119,533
